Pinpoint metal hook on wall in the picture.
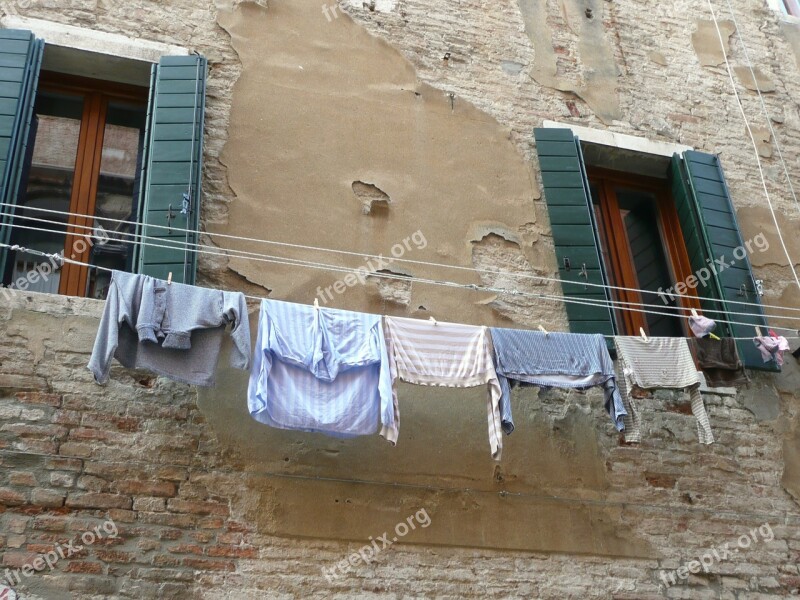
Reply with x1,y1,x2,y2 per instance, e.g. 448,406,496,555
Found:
579,263,589,290
166,204,176,234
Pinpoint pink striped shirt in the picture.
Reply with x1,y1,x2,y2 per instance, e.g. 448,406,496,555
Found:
383,316,503,460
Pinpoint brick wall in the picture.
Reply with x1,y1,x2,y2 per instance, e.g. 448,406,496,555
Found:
0,0,799,598
0,292,798,598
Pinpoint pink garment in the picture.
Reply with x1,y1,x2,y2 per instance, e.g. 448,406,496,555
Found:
688,315,717,338
753,335,790,366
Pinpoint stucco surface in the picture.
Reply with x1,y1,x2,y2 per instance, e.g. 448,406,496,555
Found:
214,1,545,325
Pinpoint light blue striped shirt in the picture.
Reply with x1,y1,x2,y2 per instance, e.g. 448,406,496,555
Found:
489,329,627,432
248,299,396,441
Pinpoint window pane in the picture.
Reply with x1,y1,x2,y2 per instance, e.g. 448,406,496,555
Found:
85,101,146,299
615,187,683,337
5,92,84,293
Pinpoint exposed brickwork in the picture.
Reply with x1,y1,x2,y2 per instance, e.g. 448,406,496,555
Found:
0,0,799,598
0,293,796,598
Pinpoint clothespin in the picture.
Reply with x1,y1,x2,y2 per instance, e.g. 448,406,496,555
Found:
755,326,763,338
313,298,320,309
690,308,699,318
708,332,721,341
537,324,549,337
167,272,173,285
429,316,437,325
639,327,648,342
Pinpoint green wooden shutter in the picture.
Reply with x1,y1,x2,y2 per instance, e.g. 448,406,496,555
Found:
534,128,617,337
670,154,728,326
136,55,206,285
0,30,43,275
676,150,775,371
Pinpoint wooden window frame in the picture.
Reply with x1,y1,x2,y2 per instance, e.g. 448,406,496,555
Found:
587,167,701,336
34,71,148,296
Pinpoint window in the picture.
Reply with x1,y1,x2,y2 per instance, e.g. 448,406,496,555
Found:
533,127,776,371
588,168,700,338
5,72,148,298
0,28,207,298
768,0,800,17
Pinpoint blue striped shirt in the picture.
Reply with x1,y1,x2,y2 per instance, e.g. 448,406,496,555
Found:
489,329,626,432
248,299,396,441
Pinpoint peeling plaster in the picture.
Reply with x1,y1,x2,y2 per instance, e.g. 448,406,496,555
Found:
691,19,735,67
367,268,412,305
214,0,540,325
780,20,800,71
517,0,621,123
470,233,564,328
734,65,777,93
736,205,800,276
352,180,391,215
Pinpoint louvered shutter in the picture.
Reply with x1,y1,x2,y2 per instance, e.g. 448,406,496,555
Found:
0,30,43,276
533,128,617,338
136,55,206,284
676,151,775,371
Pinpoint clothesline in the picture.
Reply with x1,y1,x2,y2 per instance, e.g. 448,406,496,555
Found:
3,223,799,339
1,239,797,342
14,212,800,325
80,260,783,459
721,0,800,220
706,0,800,294
5,201,800,315
7,215,800,339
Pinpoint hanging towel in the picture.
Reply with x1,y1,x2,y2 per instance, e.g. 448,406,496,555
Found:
688,337,749,387
753,335,790,366
615,337,714,445
383,316,503,460
688,315,717,338
488,330,626,434
248,299,396,441
88,270,251,386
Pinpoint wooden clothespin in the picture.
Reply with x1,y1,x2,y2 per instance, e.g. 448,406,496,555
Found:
639,327,648,342
313,298,320,309
167,272,173,285
755,326,763,337
429,316,437,325
537,324,549,336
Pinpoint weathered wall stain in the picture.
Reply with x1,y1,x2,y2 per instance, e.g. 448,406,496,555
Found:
214,1,544,327
198,353,654,557
517,0,621,123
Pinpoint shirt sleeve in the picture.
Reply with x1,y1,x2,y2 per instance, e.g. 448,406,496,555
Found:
247,301,273,420
87,274,128,384
222,291,252,370
379,317,400,445
482,328,503,461
375,317,398,444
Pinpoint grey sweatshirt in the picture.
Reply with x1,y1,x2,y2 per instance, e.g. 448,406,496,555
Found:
88,270,251,386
